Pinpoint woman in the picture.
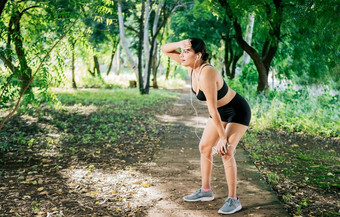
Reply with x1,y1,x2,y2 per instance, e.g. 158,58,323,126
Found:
161,38,251,215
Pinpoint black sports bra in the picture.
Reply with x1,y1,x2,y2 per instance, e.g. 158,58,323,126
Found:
191,64,228,101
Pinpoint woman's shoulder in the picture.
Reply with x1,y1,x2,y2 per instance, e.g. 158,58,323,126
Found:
200,63,218,78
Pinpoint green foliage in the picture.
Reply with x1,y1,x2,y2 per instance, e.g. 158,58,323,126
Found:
231,78,340,137
0,0,83,106
267,172,280,184
242,130,339,216
275,0,339,85
239,62,258,85
167,0,227,62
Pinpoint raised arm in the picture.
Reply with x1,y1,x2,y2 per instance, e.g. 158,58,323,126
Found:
161,39,191,64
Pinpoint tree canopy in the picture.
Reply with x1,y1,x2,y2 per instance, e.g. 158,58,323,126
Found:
0,0,338,104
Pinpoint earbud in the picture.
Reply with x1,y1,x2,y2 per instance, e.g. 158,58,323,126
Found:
196,55,199,59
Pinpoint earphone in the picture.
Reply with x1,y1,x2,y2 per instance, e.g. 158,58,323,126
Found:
196,55,199,60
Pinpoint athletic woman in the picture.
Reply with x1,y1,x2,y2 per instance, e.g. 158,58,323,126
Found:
161,38,251,215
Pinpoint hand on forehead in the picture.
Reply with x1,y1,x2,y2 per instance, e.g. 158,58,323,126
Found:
181,39,192,51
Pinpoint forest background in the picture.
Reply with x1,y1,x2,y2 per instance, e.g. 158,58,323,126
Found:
0,0,339,216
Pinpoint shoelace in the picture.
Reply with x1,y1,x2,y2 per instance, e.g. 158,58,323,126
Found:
191,188,202,196
225,197,233,206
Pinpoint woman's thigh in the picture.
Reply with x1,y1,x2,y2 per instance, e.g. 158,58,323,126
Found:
223,123,248,156
199,118,227,151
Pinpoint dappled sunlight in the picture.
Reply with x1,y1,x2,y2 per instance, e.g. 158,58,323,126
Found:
60,166,164,214
156,114,208,130
102,73,135,88
64,104,99,116
20,114,38,124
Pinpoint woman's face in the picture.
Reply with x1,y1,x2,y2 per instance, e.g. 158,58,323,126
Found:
179,48,198,67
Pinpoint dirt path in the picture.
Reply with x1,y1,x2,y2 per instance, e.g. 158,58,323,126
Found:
141,89,289,217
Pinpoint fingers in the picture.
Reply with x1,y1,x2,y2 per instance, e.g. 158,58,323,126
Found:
181,39,192,50
221,145,227,155
217,144,227,155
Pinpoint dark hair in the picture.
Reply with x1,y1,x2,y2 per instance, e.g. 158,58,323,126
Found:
189,38,209,61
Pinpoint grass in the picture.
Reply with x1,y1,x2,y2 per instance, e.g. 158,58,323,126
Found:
241,130,339,216
229,79,339,138
0,88,179,216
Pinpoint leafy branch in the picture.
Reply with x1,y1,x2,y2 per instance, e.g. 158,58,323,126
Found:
0,15,80,131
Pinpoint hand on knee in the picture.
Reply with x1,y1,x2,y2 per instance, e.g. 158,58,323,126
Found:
221,144,236,161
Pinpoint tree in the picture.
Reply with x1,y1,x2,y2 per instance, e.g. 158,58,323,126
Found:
217,0,283,93
118,0,187,94
0,0,83,104
81,0,119,79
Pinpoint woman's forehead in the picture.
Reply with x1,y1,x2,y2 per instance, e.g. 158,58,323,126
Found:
182,48,194,52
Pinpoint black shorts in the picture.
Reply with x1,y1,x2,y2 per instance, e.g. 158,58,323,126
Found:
210,93,251,126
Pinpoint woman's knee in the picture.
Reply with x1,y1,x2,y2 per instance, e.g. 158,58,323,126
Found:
199,143,212,156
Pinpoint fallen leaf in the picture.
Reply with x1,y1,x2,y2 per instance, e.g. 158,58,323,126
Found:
141,183,150,188
37,187,44,191
39,191,48,196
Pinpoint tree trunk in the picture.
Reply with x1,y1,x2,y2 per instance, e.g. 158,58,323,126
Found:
106,48,115,76
71,41,77,89
151,1,163,89
242,12,255,69
231,53,242,79
224,41,232,78
152,41,158,89
11,10,32,93
143,0,151,84
88,55,95,76
138,1,145,94
94,55,101,77
115,43,121,75
117,0,138,79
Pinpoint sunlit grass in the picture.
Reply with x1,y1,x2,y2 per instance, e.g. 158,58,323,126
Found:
53,88,178,108
229,80,339,138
